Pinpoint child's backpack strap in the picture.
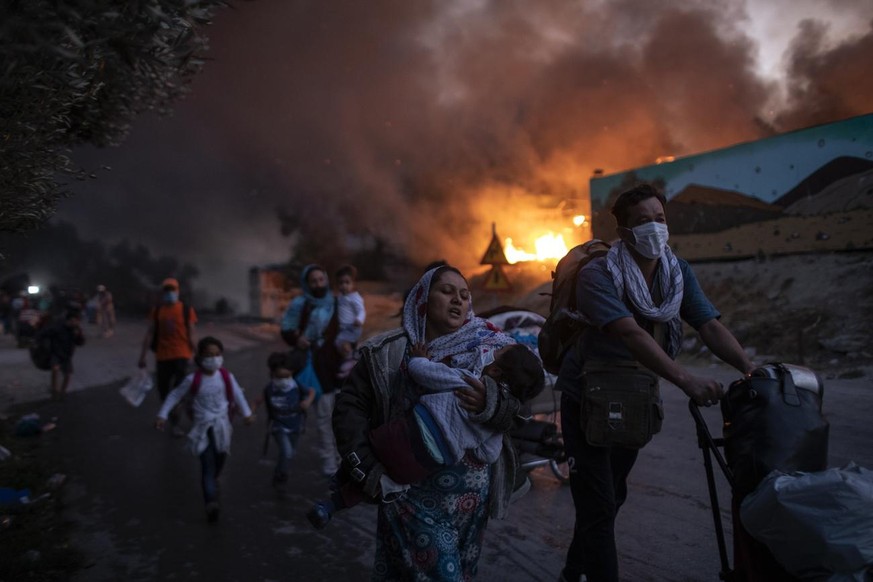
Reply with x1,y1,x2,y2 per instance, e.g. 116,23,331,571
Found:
189,369,203,395
187,369,236,420
219,368,237,420
185,370,203,420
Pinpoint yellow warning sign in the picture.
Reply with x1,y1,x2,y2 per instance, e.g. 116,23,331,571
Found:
480,223,510,265
482,265,512,292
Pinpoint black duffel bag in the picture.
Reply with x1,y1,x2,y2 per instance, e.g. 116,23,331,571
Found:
722,363,829,497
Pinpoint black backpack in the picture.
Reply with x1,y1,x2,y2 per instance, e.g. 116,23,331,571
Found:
538,239,611,375
29,329,52,370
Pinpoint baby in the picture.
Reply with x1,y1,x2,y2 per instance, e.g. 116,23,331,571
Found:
307,342,544,528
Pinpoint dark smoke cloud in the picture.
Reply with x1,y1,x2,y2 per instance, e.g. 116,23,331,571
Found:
56,0,873,304
776,16,873,129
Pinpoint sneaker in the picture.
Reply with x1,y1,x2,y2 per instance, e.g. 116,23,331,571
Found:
206,501,220,523
306,501,332,529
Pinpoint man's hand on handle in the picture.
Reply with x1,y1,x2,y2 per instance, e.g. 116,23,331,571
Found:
681,375,725,407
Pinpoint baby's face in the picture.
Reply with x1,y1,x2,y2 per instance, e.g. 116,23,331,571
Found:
337,275,355,295
482,346,512,381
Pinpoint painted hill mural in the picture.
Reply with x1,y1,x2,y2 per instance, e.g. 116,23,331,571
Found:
589,113,873,260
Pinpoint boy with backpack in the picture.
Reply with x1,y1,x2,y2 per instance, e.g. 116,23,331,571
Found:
155,336,254,523
255,351,316,487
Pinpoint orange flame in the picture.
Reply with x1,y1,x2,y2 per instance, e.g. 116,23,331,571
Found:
504,233,570,264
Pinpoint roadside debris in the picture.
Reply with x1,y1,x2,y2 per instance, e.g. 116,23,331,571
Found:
13,413,57,437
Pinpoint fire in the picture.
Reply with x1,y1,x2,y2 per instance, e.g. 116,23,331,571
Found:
504,233,570,264
572,215,586,227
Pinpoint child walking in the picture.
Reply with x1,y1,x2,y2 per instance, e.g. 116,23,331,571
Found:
306,342,544,528
256,351,316,487
155,336,254,523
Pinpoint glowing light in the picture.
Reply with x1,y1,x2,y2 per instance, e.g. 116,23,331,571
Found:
27,285,40,294
572,215,586,227
504,233,569,264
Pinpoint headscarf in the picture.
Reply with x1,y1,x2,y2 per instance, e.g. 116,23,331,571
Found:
402,267,514,376
296,264,334,341
605,242,684,358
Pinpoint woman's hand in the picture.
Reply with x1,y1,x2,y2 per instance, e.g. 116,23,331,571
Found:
455,376,486,414
410,342,428,359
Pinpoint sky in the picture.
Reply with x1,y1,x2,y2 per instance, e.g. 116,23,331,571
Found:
55,0,873,308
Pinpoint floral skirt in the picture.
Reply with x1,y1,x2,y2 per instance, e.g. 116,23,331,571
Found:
372,454,491,581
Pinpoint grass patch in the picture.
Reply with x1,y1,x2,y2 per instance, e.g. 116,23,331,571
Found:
0,418,85,581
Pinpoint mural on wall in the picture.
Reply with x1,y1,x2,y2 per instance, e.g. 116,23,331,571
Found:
589,113,873,260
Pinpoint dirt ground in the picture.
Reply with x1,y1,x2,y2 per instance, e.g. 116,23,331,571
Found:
686,251,873,377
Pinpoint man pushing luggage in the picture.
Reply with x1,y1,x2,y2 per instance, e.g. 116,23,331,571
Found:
554,183,755,582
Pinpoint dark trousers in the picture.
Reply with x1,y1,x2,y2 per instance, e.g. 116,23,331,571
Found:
199,428,227,505
156,358,189,425
156,358,189,400
561,392,640,582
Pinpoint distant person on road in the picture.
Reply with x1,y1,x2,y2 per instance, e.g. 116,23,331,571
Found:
38,308,85,399
279,264,343,477
154,336,254,523
138,278,197,436
254,351,316,487
95,284,116,337
556,183,755,582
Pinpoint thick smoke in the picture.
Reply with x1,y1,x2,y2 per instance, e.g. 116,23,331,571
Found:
59,0,873,303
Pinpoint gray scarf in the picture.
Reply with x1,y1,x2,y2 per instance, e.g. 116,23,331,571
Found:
605,241,684,358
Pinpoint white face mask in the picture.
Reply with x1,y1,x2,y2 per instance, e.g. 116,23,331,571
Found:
274,377,296,390
200,356,223,372
628,222,669,259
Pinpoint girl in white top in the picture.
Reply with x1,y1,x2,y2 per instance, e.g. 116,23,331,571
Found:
155,336,254,522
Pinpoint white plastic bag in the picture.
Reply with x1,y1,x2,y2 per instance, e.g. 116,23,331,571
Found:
741,463,873,581
119,369,153,407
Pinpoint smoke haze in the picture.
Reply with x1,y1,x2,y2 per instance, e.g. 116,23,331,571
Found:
55,0,873,305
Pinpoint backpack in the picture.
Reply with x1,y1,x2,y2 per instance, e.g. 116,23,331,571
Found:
150,302,191,352
29,327,53,371
185,368,237,421
537,239,611,375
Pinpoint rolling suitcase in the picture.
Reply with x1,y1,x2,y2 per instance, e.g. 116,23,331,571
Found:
689,363,828,581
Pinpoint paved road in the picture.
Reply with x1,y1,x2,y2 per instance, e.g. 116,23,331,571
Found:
25,343,873,581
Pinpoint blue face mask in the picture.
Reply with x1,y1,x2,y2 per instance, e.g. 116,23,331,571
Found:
164,291,178,303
